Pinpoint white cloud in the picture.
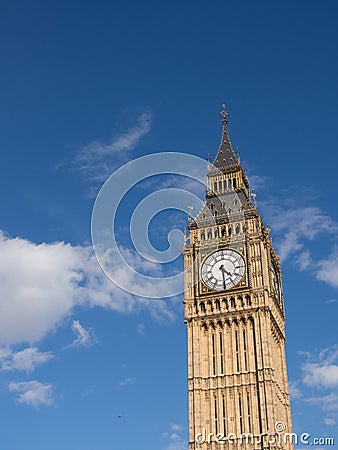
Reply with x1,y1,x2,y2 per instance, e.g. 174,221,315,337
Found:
325,299,337,304
249,174,271,191
324,417,336,426
8,380,54,407
136,323,145,336
70,320,95,347
261,204,337,263
289,381,302,399
75,112,152,182
304,393,338,412
301,346,338,389
0,231,88,345
163,431,188,450
292,346,338,415
303,363,338,388
171,424,184,431
0,231,177,346
259,199,338,290
118,377,136,389
162,423,187,450
317,248,338,289
0,347,53,372
296,250,313,271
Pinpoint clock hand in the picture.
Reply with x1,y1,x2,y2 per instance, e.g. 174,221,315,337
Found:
219,265,230,289
219,265,232,277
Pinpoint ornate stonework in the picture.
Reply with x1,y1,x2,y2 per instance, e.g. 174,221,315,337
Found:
183,108,293,449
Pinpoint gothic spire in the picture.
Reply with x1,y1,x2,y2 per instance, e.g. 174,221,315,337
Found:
213,104,239,171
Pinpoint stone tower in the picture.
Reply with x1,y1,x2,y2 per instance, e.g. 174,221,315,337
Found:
183,106,293,449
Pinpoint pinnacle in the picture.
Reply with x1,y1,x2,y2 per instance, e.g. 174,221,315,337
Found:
213,105,240,172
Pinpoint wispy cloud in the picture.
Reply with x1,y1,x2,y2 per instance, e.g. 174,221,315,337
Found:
324,417,336,426
171,424,184,431
292,346,338,417
136,323,145,336
249,174,271,191
325,299,337,304
302,346,338,389
317,247,338,289
75,112,152,183
118,377,136,389
163,428,188,450
0,347,53,372
304,393,338,412
289,381,302,399
70,320,96,348
257,196,338,292
246,180,338,293
261,203,337,263
8,380,54,407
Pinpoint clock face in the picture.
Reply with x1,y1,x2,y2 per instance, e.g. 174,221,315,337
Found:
201,249,245,291
271,262,281,304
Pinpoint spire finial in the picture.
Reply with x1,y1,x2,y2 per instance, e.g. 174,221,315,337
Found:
220,103,229,124
188,202,193,217
251,189,257,209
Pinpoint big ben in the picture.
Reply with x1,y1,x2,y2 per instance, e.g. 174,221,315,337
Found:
183,106,293,449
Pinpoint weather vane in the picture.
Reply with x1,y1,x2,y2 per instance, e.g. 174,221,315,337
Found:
220,103,229,122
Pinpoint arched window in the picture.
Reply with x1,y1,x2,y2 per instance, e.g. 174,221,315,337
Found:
238,394,243,433
222,395,227,434
219,181,222,191
211,334,216,376
235,330,240,373
214,182,217,192
245,295,251,306
215,228,219,238
230,297,235,308
215,299,220,311
223,180,227,190
214,394,218,433
219,332,224,374
228,226,232,236
233,178,237,189
236,224,240,235
221,227,226,237
201,231,205,240
200,302,206,313
207,229,212,239
247,394,252,432
243,330,248,371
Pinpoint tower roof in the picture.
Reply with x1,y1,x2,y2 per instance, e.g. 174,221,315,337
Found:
213,104,240,171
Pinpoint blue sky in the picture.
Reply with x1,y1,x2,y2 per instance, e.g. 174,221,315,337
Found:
0,1,338,449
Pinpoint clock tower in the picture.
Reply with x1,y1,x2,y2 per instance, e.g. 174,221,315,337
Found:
183,106,293,449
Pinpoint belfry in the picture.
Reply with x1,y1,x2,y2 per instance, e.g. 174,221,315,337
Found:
183,106,293,449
